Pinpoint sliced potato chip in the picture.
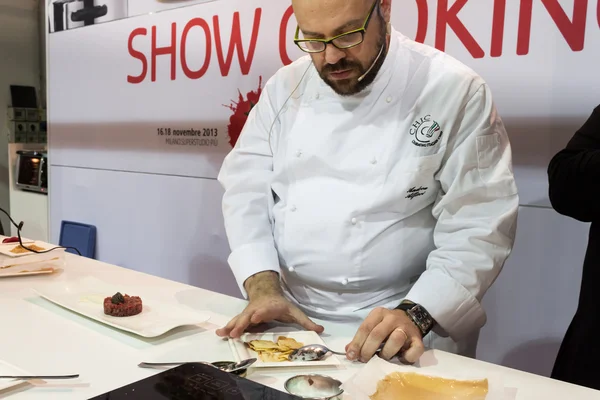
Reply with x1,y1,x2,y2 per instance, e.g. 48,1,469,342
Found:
258,351,290,362
247,340,281,350
245,336,304,363
277,337,303,350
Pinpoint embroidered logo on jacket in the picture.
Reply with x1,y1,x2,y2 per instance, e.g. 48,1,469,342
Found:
410,115,443,147
406,186,428,200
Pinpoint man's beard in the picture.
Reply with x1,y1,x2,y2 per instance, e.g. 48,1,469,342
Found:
318,20,387,96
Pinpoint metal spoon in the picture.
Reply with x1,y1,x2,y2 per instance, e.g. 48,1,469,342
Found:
288,344,346,361
138,358,257,372
215,358,257,373
288,343,392,362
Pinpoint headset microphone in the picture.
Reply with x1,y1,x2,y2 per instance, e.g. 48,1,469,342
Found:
357,43,385,82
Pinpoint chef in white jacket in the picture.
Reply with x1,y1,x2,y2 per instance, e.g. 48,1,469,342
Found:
217,0,519,363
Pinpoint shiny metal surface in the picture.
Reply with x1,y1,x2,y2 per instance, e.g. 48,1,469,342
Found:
284,374,344,400
287,344,346,362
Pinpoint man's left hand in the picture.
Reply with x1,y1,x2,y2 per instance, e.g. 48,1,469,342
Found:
346,307,425,364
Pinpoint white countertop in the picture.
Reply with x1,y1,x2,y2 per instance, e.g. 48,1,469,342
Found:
0,254,598,399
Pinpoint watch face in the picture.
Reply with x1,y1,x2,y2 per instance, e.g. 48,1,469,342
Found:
413,306,427,320
408,305,433,335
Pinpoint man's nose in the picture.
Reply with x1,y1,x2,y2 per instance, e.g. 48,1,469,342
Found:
324,44,346,66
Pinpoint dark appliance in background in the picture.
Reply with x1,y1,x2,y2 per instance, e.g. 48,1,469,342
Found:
15,151,48,195
10,85,37,109
50,0,128,33
8,86,46,144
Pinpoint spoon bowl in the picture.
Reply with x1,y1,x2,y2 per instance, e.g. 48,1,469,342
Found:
288,344,346,362
210,358,256,377
219,358,257,373
211,361,247,377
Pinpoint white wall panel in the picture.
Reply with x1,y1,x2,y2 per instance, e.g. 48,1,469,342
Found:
49,165,241,298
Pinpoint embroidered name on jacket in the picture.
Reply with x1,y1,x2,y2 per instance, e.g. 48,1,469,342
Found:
406,186,428,200
410,115,443,147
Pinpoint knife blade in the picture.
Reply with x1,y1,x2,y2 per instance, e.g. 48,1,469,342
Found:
0,374,79,380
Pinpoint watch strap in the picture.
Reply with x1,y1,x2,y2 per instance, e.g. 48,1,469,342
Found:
394,303,414,312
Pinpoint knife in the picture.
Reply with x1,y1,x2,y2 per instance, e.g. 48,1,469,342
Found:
0,374,79,380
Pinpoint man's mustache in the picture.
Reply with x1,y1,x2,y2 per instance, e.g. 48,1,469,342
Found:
322,60,362,74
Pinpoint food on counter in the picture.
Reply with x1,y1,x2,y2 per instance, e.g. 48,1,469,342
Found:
18,267,54,274
246,336,304,362
370,372,489,400
2,237,19,243
10,244,45,254
103,292,143,317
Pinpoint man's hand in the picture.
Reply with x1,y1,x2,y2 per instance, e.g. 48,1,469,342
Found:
215,294,324,338
215,271,324,338
346,307,425,364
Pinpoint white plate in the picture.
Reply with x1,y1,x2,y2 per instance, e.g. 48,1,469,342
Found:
0,260,59,278
0,241,56,258
0,359,30,392
33,277,211,338
229,331,341,368
0,265,55,278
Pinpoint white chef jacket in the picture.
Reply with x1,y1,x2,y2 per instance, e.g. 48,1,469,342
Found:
217,28,519,344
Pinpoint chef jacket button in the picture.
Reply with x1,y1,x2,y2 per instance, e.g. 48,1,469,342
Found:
290,205,297,212
341,278,349,285
296,150,302,157
315,93,320,100
351,217,357,225
370,158,377,165
288,266,295,272
386,96,393,103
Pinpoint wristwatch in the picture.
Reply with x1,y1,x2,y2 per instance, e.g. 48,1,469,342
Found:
395,301,435,337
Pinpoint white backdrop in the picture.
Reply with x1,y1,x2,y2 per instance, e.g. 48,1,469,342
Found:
48,0,600,375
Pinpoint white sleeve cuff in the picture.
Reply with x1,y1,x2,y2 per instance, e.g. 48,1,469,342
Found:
228,242,281,299
406,269,486,341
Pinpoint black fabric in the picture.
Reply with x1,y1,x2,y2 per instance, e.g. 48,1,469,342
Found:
548,104,600,389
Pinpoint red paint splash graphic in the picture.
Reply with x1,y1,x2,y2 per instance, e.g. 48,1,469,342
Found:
224,76,263,148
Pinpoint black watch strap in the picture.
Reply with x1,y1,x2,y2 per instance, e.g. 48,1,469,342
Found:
395,303,415,312
395,301,435,337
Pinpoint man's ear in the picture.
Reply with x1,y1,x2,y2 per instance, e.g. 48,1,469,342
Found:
380,0,392,24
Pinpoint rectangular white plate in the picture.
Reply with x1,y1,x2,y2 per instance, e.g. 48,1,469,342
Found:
0,265,55,278
0,241,54,258
229,331,341,368
33,277,211,338
0,359,30,392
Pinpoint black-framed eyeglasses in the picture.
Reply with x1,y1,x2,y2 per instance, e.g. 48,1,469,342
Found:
294,0,379,53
